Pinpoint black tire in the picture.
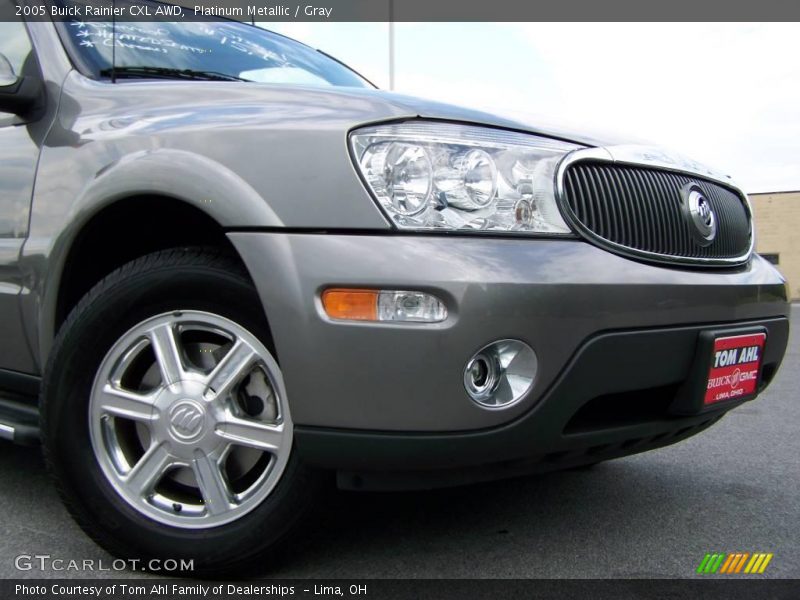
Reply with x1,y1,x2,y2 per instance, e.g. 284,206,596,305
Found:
565,461,601,471
41,248,322,577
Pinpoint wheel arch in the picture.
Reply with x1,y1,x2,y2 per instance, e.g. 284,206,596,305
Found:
53,195,236,329
36,149,283,368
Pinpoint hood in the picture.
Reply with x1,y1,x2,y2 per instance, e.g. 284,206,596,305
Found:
346,88,641,148
75,75,729,181
347,89,731,182
78,74,638,148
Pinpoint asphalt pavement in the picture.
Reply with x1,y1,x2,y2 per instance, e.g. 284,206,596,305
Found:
1,306,797,580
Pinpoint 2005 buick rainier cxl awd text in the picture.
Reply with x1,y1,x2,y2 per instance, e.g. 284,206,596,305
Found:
0,0,790,575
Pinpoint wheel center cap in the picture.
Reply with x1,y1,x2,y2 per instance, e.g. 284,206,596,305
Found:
167,399,207,442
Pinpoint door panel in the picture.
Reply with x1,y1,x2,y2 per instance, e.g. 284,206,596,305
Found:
0,123,37,239
0,240,33,373
0,6,40,375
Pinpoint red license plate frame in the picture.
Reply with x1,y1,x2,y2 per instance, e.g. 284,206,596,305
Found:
671,327,768,415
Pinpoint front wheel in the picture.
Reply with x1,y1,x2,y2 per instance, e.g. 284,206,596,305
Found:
41,249,320,576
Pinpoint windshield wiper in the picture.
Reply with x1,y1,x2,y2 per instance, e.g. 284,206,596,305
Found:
99,66,251,82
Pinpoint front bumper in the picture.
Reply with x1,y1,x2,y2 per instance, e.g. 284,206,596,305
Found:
229,233,790,482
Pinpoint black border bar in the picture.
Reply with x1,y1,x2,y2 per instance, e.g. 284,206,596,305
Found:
4,579,800,599
10,0,800,22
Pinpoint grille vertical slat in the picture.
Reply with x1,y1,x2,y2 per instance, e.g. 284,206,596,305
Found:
562,162,752,264
643,170,669,254
565,170,584,224
665,172,687,255
626,168,656,252
575,167,597,232
585,166,607,239
608,167,634,247
598,167,623,243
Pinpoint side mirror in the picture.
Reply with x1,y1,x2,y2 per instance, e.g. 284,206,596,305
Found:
0,52,43,116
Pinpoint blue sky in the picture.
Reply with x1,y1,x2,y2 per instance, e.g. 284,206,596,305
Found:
263,22,800,193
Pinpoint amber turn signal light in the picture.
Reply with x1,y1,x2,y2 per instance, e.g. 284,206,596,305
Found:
322,288,447,323
321,289,379,321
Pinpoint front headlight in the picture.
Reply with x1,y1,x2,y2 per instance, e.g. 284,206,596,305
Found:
349,121,582,234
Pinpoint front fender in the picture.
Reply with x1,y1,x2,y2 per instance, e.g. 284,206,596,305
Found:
24,148,281,369
64,148,283,228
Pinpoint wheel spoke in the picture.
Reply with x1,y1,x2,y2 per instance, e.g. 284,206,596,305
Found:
216,415,284,453
205,340,258,400
149,323,184,385
90,309,293,527
192,450,232,515
124,443,173,497
98,385,155,422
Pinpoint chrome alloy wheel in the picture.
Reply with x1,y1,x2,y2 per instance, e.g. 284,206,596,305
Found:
88,311,292,529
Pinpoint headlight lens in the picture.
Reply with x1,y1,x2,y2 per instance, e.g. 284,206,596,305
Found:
350,122,581,234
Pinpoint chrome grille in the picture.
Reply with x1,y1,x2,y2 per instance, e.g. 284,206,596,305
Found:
561,161,752,265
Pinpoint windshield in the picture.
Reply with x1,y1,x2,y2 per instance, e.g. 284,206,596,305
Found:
55,0,371,88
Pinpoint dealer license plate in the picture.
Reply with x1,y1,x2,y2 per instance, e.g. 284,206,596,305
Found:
704,332,766,405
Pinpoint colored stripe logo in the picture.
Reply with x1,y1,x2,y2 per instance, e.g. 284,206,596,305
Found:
697,552,773,574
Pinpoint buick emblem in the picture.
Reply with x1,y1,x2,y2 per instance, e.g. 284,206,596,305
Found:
168,400,206,440
682,184,717,246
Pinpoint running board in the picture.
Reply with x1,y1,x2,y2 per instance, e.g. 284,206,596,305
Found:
0,396,40,446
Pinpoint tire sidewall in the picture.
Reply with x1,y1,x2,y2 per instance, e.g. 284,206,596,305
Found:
42,252,313,573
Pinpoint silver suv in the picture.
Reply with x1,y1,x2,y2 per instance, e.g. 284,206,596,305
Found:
0,1,790,576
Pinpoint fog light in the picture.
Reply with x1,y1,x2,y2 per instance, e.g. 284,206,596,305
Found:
463,339,537,408
322,289,447,323
465,353,499,400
